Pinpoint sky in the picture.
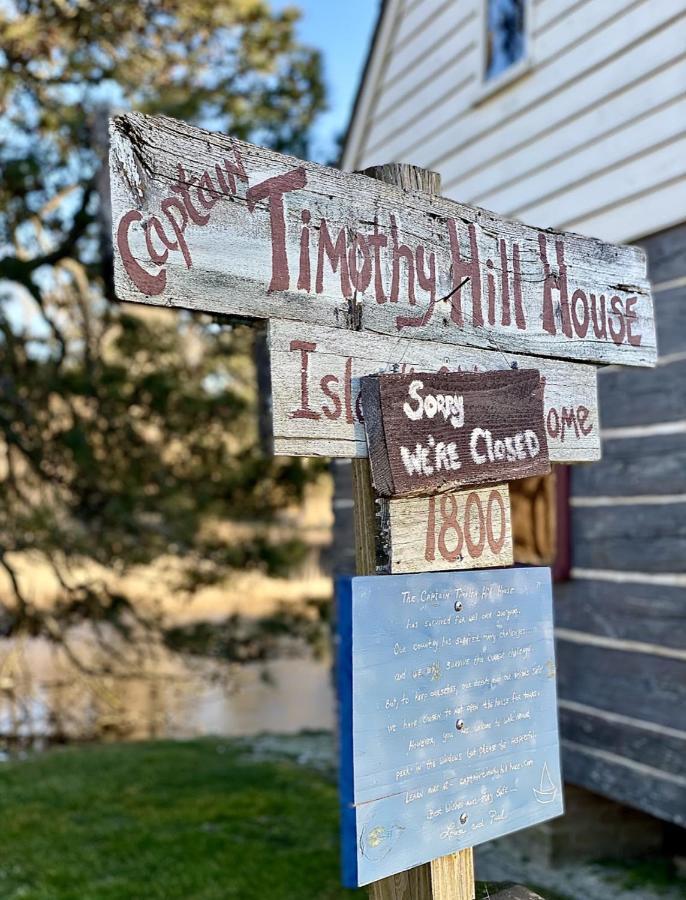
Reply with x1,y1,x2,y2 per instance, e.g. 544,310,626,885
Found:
271,0,380,164
2,1,379,336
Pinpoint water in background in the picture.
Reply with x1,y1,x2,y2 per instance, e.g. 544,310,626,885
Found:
0,636,334,751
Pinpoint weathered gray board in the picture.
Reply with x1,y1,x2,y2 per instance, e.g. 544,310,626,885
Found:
110,112,656,368
572,501,686,573
556,635,686,828
268,322,600,462
547,225,686,831
377,486,514,574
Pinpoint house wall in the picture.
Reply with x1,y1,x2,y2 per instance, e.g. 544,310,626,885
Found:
344,0,686,244
556,221,686,827
341,0,686,825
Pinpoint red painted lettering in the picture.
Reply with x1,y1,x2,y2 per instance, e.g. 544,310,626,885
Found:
486,489,507,553
297,209,311,292
369,218,388,304
609,295,627,345
197,170,221,210
447,220,482,327
348,232,372,293
246,167,307,292
320,374,342,420
625,296,642,346
464,491,486,558
546,404,594,442
290,339,320,420
170,164,209,226
571,288,590,338
160,196,192,267
316,218,352,298
117,210,166,296
590,294,608,338
396,245,437,329
389,215,416,305
144,216,175,266
343,357,355,424
577,405,592,436
539,234,571,337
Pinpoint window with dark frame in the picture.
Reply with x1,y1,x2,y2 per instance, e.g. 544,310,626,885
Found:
485,0,527,82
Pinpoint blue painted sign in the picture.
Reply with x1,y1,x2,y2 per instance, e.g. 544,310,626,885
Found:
337,567,563,887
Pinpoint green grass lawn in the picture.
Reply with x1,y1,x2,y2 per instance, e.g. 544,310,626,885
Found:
0,735,527,900
0,737,363,900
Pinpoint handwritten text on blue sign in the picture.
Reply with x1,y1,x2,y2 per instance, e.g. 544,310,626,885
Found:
337,567,563,886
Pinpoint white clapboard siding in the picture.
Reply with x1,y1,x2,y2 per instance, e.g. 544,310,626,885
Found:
514,132,686,232
371,6,478,126
388,0,442,55
451,57,686,206
377,1,474,96
533,0,637,67
428,1,684,176
345,0,686,244
439,13,686,200
362,56,478,165
362,0,676,172
535,0,596,33
569,175,686,245
365,27,479,155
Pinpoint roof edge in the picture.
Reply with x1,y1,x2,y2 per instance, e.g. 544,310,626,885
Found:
339,0,398,172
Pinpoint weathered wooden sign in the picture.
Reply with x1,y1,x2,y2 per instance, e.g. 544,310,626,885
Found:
110,113,656,368
268,321,600,463
337,567,562,886
361,370,550,498
377,485,513,574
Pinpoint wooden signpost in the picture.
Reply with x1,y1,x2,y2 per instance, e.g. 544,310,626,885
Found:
361,370,550,498
109,113,658,900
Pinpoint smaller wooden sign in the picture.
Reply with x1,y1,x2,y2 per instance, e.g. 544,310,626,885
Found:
268,321,602,463
361,370,550,498
377,485,513,574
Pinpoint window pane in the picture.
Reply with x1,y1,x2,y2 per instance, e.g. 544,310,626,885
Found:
486,0,526,81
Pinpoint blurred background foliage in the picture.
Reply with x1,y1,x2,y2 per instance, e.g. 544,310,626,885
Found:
0,1,328,655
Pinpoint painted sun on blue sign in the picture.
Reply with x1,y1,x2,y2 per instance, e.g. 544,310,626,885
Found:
337,567,563,886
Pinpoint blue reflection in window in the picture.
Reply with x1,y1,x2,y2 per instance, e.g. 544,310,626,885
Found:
485,0,526,81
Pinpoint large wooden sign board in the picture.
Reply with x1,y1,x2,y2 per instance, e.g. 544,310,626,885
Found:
361,370,550,497
110,113,656,368
268,321,601,463
337,568,562,887
377,486,513,575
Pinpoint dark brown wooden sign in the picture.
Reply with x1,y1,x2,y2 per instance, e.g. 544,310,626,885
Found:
361,369,550,498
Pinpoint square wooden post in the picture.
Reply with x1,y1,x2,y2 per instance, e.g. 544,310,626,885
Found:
352,163,475,900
